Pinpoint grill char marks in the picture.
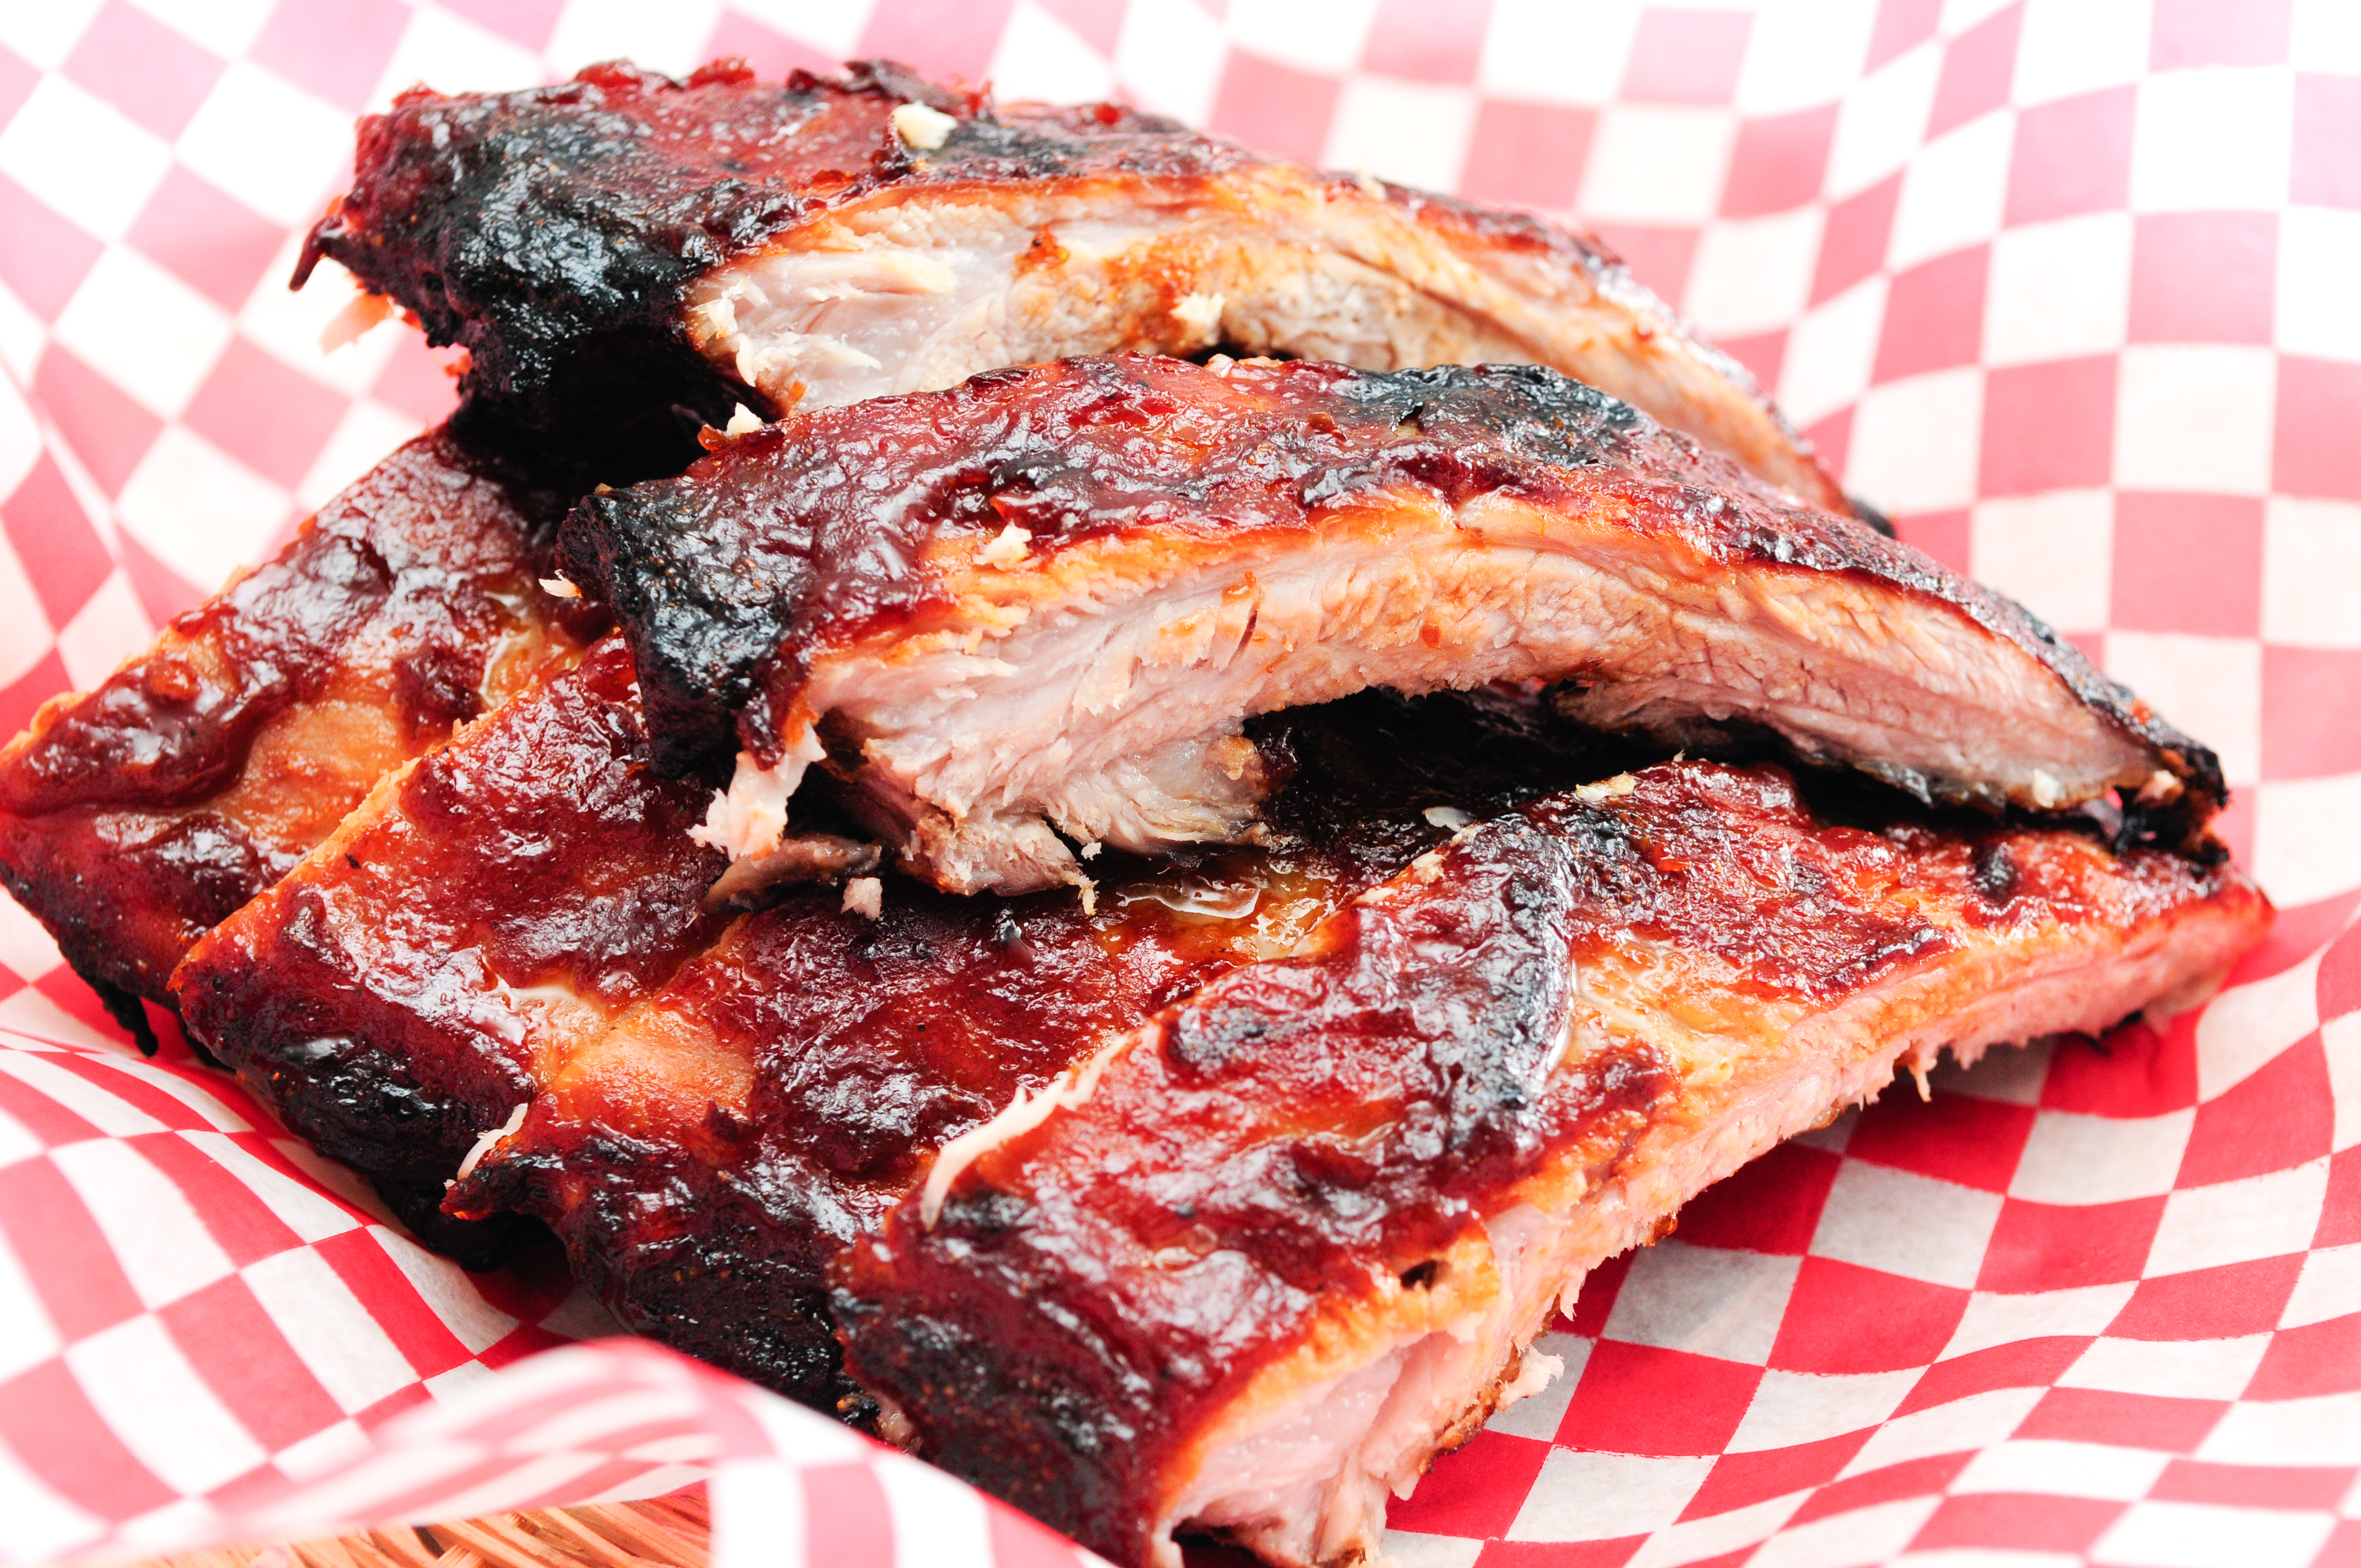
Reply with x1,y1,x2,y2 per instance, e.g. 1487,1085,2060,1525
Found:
298,58,1842,509
565,355,2223,898
834,763,2271,1568
0,426,594,1022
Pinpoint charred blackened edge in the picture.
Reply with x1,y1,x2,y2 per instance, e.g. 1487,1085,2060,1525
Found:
174,889,545,1270
1699,506,2228,835
444,397,720,527
295,62,798,434
89,971,159,1057
1552,704,2228,869
373,1177,540,1272
558,482,787,773
830,1243,1154,1560
1391,365,2228,830
293,56,1224,437
1847,493,1898,537
453,1126,877,1414
1442,369,2231,830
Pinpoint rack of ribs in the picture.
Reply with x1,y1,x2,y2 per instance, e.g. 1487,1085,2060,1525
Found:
835,763,2268,1568
175,652,1648,1408
563,354,2221,900
296,58,1847,511
0,48,1881,1264
0,423,599,1046
21,47,1859,1038
171,631,2263,1532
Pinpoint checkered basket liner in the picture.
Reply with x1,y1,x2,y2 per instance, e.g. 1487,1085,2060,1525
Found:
0,2,2354,1564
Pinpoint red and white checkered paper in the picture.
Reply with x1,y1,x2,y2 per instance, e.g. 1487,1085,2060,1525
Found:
0,2,2354,1565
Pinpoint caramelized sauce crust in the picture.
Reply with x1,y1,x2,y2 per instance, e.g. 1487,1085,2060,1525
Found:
171,638,718,1258
563,355,2224,833
0,427,593,1022
178,668,1629,1404
448,689,1633,1406
834,764,2255,1561
298,58,1248,430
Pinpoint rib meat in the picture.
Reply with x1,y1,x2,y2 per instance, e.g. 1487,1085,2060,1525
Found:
296,59,1844,510
0,426,595,1041
173,661,1643,1408
563,355,2223,898
163,636,719,1256
833,763,2270,1568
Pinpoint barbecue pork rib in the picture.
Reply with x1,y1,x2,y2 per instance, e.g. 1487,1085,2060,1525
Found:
0,426,595,1043
296,58,1845,511
834,764,2269,1568
174,645,1638,1408
564,354,2223,899
170,638,729,1271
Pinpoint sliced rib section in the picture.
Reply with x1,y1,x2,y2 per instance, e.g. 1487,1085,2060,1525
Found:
833,762,2270,1568
168,638,721,1259
175,669,1635,1408
564,355,2224,897
0,426,595,1038
297,58,1841,509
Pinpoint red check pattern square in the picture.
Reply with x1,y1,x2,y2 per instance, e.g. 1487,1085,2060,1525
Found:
0,3,2355,1566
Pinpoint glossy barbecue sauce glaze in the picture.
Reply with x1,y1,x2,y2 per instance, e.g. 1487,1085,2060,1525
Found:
175,651,1627,1405
0,426,598,1030
297,59,1255,426
170,636,716,1260
564,355,2223,836
453,684,1642,1410
835,759,2254,1565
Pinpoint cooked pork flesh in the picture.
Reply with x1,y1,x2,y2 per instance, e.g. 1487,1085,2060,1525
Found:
176,658,1635,1406
166,638,719,1260
834,761,2269,1568
296,58,1845,510
156,619,2265,1562
563,355,2223,899
0,426,595,1043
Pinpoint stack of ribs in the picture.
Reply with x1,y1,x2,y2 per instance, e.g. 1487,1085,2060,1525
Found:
0,59,2268,1568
